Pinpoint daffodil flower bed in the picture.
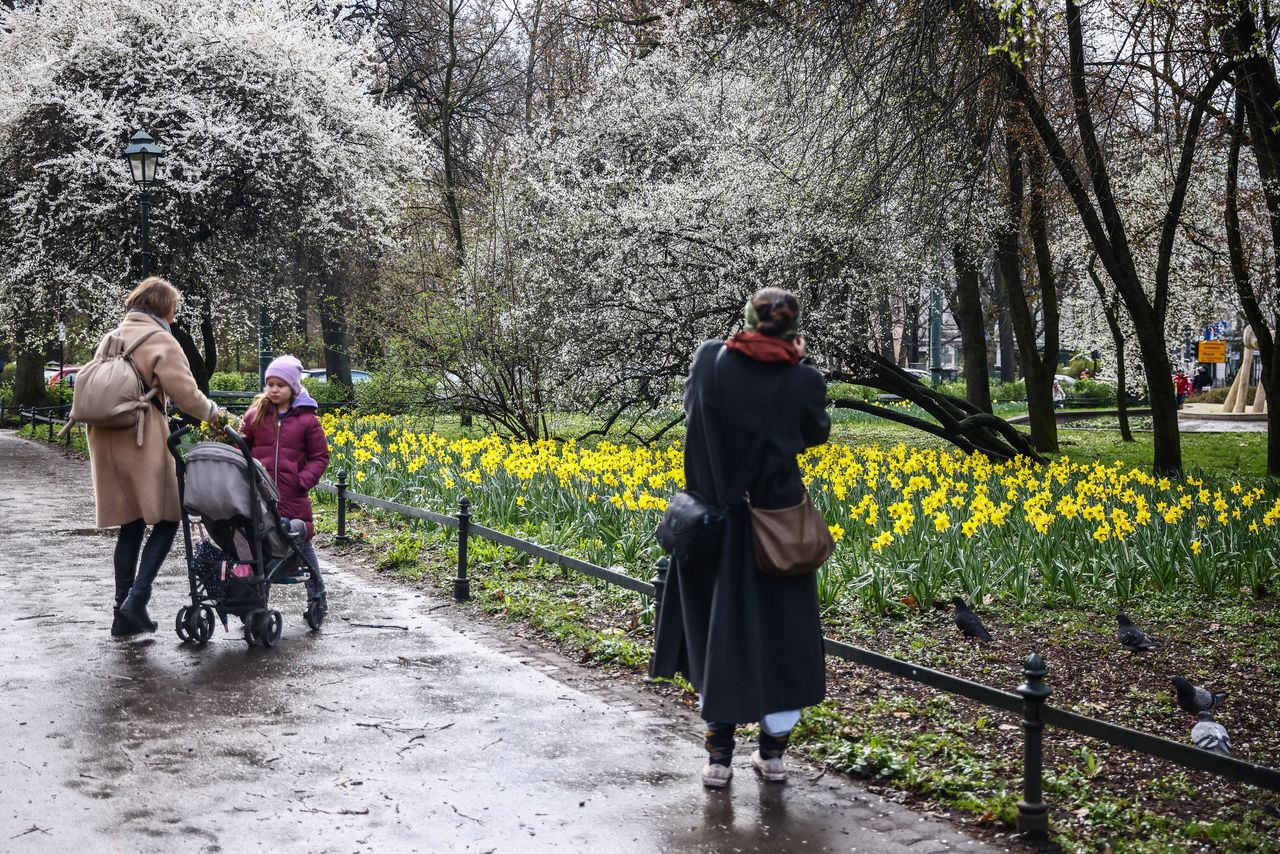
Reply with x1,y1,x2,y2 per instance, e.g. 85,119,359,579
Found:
321,412,1280,611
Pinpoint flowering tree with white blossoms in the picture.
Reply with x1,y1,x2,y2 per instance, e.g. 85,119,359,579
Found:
454,12,1036,457
0,0,430,398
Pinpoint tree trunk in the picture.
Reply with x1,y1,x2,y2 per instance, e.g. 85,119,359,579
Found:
201,306,218,378
440,0,466,265
1114,345,1133,442
998,127,1057,451
958,0,1189,470
171,323,211,394
1226,87,1280,474
320,276,354,400
1088,263,1133,442
12,347,47,408
992,267,1016,381
905,299,921,364
877,293,896,362
952,243,992,412
1024,142,1060,451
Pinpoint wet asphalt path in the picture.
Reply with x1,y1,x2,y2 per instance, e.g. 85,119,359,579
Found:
0,430,1000,853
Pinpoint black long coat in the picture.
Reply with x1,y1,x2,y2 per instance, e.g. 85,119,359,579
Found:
652,340,831,723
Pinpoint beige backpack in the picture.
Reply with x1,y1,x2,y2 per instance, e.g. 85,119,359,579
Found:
60,327,164,446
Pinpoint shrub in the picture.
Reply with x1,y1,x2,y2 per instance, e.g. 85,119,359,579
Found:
209,371,259,392
0,363,12,414
1065,356,1099,378
1071,378,1116,403
990,380,1026,402
46,382,74,406
827,382,880,403
1194,385,1254,405
933,379,1026,402
301,376,351,406
354,370,431,413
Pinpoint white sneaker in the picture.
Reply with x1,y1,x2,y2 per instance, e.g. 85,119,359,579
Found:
701,763,733,788
751,750,787,782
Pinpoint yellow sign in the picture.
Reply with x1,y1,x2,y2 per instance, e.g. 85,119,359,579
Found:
1198,340,1227,363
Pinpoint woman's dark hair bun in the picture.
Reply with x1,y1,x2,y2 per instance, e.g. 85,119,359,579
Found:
751,287,799,337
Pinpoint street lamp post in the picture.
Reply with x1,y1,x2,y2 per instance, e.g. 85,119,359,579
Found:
122,130,165,278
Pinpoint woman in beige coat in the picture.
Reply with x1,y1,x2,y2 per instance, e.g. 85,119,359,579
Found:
88,277,219,636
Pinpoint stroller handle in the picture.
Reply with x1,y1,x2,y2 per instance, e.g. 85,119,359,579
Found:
166,424,254,468
167,425,192,453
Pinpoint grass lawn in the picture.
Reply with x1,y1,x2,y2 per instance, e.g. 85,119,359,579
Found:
1057,429,1268,479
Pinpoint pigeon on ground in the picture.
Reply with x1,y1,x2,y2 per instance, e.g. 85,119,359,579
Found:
1190,711,1232,756
1116,614,1156,652
1171,676,1228,715
952,596,992,641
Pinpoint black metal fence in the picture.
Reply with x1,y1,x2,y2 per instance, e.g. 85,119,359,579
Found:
15,405,73,444
317,470,1280,840
8,415,1279,837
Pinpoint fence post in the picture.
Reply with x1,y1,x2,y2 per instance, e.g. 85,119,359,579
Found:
455,496,471,601
647,556,669,679
1016,653,1052,841
334,469,349,544
47,409,54,442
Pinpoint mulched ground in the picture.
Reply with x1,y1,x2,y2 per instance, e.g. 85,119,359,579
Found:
323,503,1280,852
820,600,1280,851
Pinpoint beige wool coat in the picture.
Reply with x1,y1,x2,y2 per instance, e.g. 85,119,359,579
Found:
88,311,217,528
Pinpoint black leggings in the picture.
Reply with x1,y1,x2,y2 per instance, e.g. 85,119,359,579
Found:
113,520,178,606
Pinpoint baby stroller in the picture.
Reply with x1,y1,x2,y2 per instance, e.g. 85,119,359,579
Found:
167,425,327,646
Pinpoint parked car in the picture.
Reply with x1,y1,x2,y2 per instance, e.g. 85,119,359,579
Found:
301,368,372,383
903,367,931,382
46,365,81,387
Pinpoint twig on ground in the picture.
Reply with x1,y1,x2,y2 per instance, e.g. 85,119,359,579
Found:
449,803,484,824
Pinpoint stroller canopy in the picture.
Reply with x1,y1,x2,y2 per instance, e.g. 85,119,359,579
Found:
184,441,279,521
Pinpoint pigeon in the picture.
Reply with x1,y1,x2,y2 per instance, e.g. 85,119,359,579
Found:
1171,676,1228,715
952,596,992,641
1116,614,1156,652
1190,711,1232,756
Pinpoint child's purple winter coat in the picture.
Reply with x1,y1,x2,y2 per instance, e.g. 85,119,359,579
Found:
240,401,329,538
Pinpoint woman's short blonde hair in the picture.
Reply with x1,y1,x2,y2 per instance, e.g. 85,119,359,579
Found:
124,276,181,321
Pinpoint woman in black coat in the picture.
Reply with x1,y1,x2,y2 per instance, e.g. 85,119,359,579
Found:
652,287,831,788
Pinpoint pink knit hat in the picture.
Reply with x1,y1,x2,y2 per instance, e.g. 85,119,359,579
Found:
264,355,304,396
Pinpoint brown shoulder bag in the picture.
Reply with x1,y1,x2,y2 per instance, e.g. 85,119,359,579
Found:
708,347,835,577
749,490,835,577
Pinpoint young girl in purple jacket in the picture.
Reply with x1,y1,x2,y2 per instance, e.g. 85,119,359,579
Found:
241,355,329,613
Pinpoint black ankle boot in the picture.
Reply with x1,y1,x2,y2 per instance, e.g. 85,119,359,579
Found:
116,592,157,634
111,606,147,637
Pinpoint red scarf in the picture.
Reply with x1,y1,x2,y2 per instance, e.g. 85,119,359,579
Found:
724,331,800,365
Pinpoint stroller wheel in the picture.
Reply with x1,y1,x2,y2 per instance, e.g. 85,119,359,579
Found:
304,600,326,631
199,605,217,639
187,605,214,644
260,610,283,647
176,606,192,642
243,609,265,646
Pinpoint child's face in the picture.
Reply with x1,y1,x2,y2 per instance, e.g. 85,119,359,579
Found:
265,377,293,409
